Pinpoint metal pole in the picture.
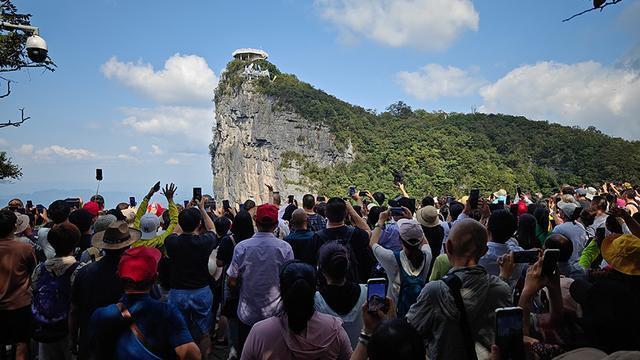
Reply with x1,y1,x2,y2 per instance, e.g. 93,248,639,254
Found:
0,21,39,35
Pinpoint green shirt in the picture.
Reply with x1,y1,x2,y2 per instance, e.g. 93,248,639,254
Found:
131,196,178,251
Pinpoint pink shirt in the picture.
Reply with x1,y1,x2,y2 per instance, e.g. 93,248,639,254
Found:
241,312,352,360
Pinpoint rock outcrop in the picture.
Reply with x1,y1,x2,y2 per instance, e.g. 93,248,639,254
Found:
211,67,353,205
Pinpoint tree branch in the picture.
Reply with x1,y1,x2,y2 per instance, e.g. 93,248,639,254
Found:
0,108,30,129
0,61,56,73
563,0,624,22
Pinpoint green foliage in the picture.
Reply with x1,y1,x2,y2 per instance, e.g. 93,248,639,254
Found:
0,151,21,180
217,60,640,198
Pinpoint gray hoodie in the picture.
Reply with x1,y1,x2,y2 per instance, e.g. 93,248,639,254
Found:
406,266,511,360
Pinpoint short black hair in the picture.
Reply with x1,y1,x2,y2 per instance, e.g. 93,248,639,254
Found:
449,202,464,221
545,234,573,262
421,196,435,207
302,194,315,210
325,197,347,223
487,209,517,244
48,223,81,256
243,199,256,211
214,215,232,236
178,208,202,233
69,209,93,233
0,209,17,238
373,192,386,205
48,200,71,224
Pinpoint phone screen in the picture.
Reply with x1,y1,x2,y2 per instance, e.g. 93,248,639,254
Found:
222,200,230,210
129,197,136,207
193,187,202,201
542,249,560,277
495,307,524,360
513,250,539,264
367,278,387,312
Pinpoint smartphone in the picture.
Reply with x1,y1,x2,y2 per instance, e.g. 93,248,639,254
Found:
393,170,404,185
26,200,33,209
470,189,480,209
96,168,103,181
152,181,161,193
390,207,404,217
542,249,560,277
495,307,525,360
183,200,189,208
513,250,539,264
516,186,522,197
129,196,136,207
347,185,356,197
222,199,230,210
193,187,202,201
359,191,367,197
367,278,387,312
316,196,325,202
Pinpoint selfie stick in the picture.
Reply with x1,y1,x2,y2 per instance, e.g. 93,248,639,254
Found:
96,180,101,195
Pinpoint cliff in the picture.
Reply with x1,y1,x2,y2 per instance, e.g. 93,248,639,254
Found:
210,60,354,204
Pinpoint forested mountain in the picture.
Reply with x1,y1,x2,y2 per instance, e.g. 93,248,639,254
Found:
215,60,640,198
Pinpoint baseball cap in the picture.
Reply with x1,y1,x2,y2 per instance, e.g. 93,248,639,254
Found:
397,218,424,246
586,187,597,201
559,202,578,218
117,246,161,283
140,213,161,240
255,204,279,226
576,188,587,196
83,201,100,217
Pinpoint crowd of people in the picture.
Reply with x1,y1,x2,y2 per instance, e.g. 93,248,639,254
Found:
1,180,640,360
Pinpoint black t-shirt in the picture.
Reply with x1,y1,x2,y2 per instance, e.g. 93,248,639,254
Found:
71,254,124,360
215,234,235,267
165,231,217,290
284,229,319,266
313,225,375,283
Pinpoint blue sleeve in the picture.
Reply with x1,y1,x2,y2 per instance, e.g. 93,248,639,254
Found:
165,303,193,348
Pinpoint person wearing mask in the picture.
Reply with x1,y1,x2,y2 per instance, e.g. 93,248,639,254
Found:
89,247,200,360
0,210,37,360
165,200,217,358
314,242,367,347
370,210,432,316
31,223,81,360
313,198,374,284
478,209,524,286
227,204,294,356
132,183,178,251
241,260,352,359
284,209,318,266
69,221,140,360
407,219,511,360
302,194,327,231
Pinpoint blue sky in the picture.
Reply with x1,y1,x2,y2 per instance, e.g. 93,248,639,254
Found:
1,0,638,206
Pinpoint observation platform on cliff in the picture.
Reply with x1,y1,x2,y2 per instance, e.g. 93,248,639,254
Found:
232,48,269,62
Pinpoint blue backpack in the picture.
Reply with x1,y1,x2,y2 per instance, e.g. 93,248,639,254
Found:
393,252,426,318
31,262,80,343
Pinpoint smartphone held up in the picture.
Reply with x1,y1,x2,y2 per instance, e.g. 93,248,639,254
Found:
367,278,387,312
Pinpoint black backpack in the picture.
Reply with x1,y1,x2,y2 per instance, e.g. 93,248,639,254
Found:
316,226,359,282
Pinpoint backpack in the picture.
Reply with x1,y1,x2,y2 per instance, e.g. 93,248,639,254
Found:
31,262,80,343
393,251,426,318
316,226,359,282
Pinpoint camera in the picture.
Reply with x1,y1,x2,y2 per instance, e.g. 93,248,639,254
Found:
26,34,48,63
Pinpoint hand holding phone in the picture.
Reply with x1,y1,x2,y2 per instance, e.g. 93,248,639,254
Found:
542,249,560,277
470,189,480,209
495,307,525,360
347,185,356,197
193,187,202,202
222,199,230,211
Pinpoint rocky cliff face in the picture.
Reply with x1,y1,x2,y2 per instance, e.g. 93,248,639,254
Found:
211,73,353,205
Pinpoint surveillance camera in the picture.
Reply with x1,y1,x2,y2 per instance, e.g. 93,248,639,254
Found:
26,34,48,63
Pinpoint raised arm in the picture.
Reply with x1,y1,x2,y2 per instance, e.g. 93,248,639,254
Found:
370,210,389,248
197,199,215,232
346,201,371,237
609,206,640,238
134,181,160,229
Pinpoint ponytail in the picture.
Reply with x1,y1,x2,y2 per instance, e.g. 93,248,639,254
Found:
280,261,317,334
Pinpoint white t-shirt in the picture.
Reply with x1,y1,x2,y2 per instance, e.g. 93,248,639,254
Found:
372,244,432,304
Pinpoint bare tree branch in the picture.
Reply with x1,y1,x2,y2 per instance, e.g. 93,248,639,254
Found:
0,61,56,73
0,108,30,129
563,0,624,22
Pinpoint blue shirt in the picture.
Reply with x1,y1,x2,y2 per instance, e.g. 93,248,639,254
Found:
284,229,318,266
478,239,525,287
227,232,294,326
378,221,403,252
89,293,193,360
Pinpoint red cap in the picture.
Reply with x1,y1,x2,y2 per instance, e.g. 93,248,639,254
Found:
83,201,100,217
256,204,279,225
117,246,161,283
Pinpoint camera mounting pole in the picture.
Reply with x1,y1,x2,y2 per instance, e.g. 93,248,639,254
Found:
0,21,39,35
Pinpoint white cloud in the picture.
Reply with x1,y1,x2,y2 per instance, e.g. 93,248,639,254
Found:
117,154,138,161
121,106,214,147
150,145,164,156
16,144,34,155
129,146,140,153
479,61,640,140
397,64,486,101
35,145,96,160
101,54,218,105
165,158,180,165
315,0,479,50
